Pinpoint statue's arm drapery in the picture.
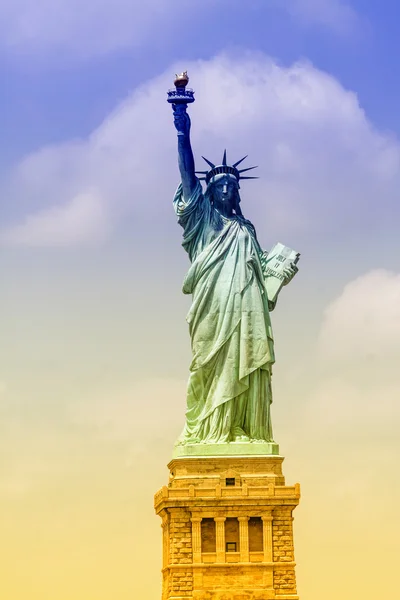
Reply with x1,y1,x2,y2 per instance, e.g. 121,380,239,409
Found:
173,179,210,264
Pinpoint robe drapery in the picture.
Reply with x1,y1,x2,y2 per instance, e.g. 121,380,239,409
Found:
174,180,275,444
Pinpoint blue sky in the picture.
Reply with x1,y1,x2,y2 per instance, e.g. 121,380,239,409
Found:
1,0,400,167
1,0,399,316
1,5,400,599
0,0,398,240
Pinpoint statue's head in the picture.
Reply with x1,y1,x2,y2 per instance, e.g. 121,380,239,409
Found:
197,151,258,217
206,173,241,215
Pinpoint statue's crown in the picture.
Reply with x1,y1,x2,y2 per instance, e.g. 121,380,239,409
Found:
196,151,258,185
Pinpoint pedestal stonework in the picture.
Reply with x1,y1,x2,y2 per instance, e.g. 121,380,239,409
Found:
154,456,300,600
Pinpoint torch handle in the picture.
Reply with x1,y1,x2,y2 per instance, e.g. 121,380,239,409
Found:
172,102,191,137
172,102,188,115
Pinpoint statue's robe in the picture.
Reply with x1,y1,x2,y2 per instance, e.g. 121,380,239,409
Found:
174,180,275,444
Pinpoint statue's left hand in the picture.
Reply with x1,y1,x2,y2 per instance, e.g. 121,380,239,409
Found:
282,262,298,286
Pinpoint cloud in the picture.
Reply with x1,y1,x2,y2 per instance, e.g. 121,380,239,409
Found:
0,190,109,247
280,0,360,33
318,269,400,363
1,52,399,247
284,269,400,451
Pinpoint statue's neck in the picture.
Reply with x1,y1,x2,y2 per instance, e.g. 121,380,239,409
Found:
214,205,234,219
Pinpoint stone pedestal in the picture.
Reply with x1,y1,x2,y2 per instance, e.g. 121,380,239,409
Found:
154,456,300,600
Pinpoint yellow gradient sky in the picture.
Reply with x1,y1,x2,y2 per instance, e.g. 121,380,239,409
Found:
1,5,400,599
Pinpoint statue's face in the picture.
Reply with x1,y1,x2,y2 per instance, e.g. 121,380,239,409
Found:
211,175,239,212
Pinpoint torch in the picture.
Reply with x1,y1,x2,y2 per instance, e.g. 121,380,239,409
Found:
167,71,195,122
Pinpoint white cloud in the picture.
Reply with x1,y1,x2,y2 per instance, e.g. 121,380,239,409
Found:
290,269,400,448
319,270,400,362
1,52,399,246
0,190,109,246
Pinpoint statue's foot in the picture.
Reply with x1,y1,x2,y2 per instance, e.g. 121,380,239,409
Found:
231,428,250,443
233,435,250,442
175,437,201,446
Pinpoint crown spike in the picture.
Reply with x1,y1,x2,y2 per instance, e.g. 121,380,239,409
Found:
232,155,248,168
197,150,259,185
238,166,258,174
202,156,215,168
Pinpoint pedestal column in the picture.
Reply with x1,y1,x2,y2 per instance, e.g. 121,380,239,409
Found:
215,517,226,563
262,513,273,562
238,516,250,562
191,517,202,564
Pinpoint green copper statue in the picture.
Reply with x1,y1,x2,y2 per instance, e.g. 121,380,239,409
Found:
169,74,299,452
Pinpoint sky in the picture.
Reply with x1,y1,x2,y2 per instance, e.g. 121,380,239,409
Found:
1,1,400,599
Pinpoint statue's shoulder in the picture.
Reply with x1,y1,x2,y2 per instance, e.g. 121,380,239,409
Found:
174,179,205,215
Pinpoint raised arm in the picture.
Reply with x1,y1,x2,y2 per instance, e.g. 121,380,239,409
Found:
173,105,197,201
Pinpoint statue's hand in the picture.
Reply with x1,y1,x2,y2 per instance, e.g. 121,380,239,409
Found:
173,105,191,137
282,262,298,286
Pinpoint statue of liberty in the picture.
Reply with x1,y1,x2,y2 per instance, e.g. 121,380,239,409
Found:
169,74,298,451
